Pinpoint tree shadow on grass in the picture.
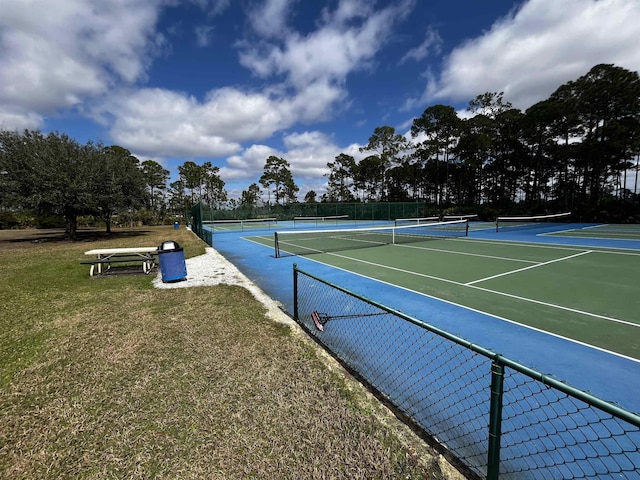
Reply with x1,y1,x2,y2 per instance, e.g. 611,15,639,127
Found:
1,228,155,245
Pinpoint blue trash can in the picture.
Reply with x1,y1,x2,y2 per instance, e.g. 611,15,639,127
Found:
157,240,187,282
174,221,179,230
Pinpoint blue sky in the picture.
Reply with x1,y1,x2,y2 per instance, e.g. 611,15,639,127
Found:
1,0,640,200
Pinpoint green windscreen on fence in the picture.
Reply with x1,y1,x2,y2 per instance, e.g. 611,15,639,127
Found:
192,201,441,246
197,201,432,223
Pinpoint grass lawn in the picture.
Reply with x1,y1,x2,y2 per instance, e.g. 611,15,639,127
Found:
0,226,458,479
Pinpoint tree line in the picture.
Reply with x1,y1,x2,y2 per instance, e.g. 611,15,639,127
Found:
236,64,640,221
319,64,640,221
2,63,639,236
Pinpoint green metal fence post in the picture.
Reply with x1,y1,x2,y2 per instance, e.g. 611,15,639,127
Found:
293,263,299,321
487,360,504,480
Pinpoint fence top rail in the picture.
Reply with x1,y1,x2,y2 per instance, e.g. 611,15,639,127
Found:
293,263,640,426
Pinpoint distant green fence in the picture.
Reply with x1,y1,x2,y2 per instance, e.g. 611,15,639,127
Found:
293,264,640,479
191,201,438,246
191,202,211,245
197,201,432,223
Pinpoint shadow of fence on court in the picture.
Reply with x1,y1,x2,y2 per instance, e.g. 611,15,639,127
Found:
292,264,640,479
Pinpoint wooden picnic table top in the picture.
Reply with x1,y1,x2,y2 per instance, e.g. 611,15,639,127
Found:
84,247,158,256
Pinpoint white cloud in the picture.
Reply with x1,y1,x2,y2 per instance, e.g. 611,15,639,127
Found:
282,131,338,178
103,87,275,158
101,1,416,162
241,1,414,89
399,26,442,65
0,0,416,198
0,107,43,131
221,144,279,181
248,0,296,39
323,0,373,25
0,0,164,128
101,83,325,159
0,0,413,171
420,0,640,110
219,130,369,197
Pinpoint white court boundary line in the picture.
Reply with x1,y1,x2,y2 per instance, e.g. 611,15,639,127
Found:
323,250,639,329
245,234,639,328
397,243,539,264
454,236,640,256
465,250,592,285
539,224,640,241
241,236,640,363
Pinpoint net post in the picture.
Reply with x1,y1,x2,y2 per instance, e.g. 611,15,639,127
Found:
293,263,299,321
487,359,504,480
274,232,280,258
495,218,499,233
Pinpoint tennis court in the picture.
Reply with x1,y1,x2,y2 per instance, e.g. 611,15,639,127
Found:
205,218,640,477
206,219,640,407
250,224,639,360
544,223,640,241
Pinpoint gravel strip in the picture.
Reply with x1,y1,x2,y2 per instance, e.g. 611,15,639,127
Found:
152,247,295,326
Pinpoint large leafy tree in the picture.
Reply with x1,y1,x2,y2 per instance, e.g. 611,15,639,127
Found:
354,155,385,201
304,190,317,203
570,64,640,206
90,145,146,233
259,156,298,205
325,153,356,202
241,183,261,207
178,161,205,205
489,108,527,206
0,130,94,237
359,126,408,201
141,159,170,212
411,105,462,205
202,161,227,208
468,91,513,118
452,114,492,205
168,179,191,222
521,100,561,207
453,92,516,207
282,171,299,204
176,160,227,209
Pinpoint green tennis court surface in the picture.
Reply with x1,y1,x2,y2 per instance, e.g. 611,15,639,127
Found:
251,234,640,360
545,223,640,240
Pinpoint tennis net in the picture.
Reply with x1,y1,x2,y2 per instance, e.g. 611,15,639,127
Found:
203,217,278,232
496,212,571,232
394,216,440,227
442,214,478,221
274,219,468,257
293,215,349,227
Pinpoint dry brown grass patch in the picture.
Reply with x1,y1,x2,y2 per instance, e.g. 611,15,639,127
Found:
0,227,463,479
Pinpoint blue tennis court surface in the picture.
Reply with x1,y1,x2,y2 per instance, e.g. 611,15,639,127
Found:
209,221,640,415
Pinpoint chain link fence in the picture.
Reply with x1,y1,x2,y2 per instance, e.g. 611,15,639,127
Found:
293,264,640,479
197,201,432,223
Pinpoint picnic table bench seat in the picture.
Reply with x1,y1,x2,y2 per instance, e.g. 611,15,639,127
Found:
80,255,158,265
82,247,158,276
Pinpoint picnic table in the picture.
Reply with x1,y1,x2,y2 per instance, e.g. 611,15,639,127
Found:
82,247,158,276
